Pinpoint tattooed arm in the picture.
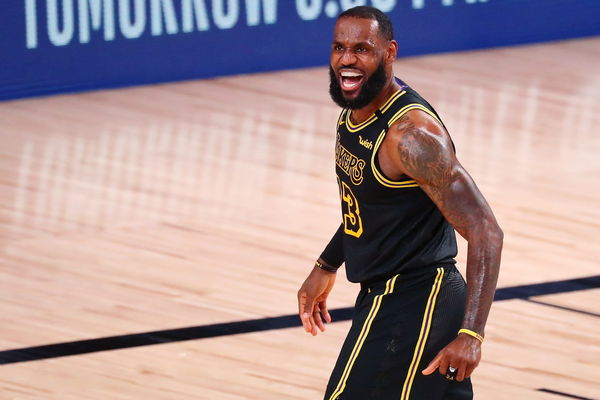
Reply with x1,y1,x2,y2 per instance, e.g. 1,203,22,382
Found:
380,110,503,381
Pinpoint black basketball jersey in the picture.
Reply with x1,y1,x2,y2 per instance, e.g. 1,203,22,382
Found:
335,78,457,284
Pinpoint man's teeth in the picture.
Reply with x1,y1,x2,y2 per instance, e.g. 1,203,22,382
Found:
341,76,362,90
341,71,363,77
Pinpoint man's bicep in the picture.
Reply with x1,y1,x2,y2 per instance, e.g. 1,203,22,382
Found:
394,110,456,186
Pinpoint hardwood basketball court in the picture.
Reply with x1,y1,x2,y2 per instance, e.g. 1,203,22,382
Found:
0,37,599,399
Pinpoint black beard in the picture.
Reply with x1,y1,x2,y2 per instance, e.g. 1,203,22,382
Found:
329,60,387,110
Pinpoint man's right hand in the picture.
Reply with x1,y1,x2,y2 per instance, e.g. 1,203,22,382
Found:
297,262,337,336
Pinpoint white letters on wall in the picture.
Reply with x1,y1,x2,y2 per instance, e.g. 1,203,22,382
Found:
182,0,210,32
212,0,239,29
24,0,494,48
47,0,75,46
151,0,179,36
79,0,116,43
25,0,38,48
118,0,146,39
296,0,321,21
246,0,277,26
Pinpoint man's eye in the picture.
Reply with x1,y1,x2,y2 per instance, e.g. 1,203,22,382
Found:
356,47,367,53
334,45,344,51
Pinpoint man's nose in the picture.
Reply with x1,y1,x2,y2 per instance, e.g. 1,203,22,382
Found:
340,49,357,66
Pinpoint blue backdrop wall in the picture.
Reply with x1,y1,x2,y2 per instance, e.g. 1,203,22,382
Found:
1,0,599,101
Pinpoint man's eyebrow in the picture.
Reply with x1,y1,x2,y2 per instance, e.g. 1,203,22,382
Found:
331,40,376,47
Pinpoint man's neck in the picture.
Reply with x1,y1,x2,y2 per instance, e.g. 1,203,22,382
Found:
349,77,400,124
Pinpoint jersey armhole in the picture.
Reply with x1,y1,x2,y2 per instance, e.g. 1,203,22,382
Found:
390,104,456,153
371,128,420,189
371,103,446,189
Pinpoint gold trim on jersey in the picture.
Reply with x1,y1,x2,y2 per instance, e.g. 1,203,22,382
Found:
371,128,419,189
388,103,442,126
370,103,444,189
400,268,445,400
337,109,346,126
380,89,407,113
327,274,400,400
345,89,406,133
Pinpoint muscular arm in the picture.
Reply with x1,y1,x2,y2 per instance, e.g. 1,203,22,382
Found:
385,110,503,338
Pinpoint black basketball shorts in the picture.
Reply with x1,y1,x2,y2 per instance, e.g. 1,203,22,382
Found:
324,266,473,400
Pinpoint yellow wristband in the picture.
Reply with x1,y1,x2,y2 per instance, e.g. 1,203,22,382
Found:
458,328,484,343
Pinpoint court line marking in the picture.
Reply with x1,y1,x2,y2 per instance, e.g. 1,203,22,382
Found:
524,299,599,318
0,274,598,365
537,388,599,400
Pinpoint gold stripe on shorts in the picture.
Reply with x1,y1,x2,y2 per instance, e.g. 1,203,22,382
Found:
400,267,445,400
328,274,399,400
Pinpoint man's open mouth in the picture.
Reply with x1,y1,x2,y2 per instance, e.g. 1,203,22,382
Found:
339,70,365,92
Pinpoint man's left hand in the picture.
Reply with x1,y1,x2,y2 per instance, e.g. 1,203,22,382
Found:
421,334,482,382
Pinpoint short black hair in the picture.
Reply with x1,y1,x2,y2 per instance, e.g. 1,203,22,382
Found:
338,6,394,41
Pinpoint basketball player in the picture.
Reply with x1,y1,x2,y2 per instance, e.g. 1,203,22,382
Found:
297,6,503,400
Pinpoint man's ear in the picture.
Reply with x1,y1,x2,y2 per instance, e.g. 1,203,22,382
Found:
386,40,398,65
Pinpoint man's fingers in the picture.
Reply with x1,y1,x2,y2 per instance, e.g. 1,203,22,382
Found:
313,308,326,332
421,339,481,380
300,310,311,333
306,299,318,336
303,295,317,333
302,311,316,335
464,363,476,379
319,301,332,324
314,314,325,332
309,313,318,336
297,291,309,332
301,313,312,332
299,293,317,334
422,353,442,375
455,360,467,382
439,355,450,376
464,357,479,379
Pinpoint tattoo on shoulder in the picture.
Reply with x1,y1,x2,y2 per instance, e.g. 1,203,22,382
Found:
395,115,453,185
